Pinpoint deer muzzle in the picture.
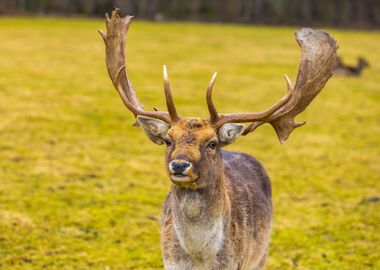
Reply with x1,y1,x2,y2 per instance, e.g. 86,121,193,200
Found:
169,159,195,183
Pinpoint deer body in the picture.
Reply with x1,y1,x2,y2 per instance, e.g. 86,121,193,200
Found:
99,9,337,270
334,56,369,76
162,149,272,270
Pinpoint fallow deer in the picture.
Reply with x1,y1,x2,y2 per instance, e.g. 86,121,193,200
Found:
334,56,369,76
99,9,338,270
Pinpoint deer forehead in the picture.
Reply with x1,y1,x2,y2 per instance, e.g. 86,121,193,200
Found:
168,118,217,144
168,118,216,161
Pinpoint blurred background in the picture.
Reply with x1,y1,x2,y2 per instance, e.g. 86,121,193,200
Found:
0,1,379,270
1,0,380,28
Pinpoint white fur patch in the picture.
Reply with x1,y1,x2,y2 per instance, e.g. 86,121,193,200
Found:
218,123,245,145
137,116,169,144
164,260,193,270
173,214,224,258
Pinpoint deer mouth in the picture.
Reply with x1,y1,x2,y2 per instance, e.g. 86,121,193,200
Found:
170,173,193,183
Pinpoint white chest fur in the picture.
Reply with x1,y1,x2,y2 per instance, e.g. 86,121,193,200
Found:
174,216,224,256
173,193,225,258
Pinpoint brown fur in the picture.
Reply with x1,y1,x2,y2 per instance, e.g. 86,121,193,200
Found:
160,118,272,270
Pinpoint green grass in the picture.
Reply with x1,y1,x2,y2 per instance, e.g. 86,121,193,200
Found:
0,17,379,270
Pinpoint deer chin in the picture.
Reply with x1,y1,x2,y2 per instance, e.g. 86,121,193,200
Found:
170,173,198,186
170,174,192,182
171,175,191,182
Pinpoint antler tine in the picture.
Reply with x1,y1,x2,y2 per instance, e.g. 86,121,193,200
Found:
207,72,219,123
114,66,139,115
163,65,180,122
284,74,293,93
105,12,110,23
115,66,171,122
100,8,173,124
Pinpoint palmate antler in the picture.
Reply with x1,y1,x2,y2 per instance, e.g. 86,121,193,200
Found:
100,9,338,144
98,9,179,124
207,28,338,143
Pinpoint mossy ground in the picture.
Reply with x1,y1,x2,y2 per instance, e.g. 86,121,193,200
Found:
0,17,379,269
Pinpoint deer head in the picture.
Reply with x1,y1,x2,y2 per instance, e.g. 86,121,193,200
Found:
99,9,337,189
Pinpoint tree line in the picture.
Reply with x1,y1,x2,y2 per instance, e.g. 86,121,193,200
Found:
1,0,379,28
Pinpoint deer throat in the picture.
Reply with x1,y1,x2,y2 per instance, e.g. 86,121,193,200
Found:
171,183,227,258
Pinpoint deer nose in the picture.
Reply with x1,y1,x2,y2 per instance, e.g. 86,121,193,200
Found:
169,160,192,174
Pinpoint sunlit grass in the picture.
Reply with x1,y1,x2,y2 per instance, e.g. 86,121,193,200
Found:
0,17,379,269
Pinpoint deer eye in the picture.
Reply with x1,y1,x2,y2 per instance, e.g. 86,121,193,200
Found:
164,138,172,146
207,141,218,150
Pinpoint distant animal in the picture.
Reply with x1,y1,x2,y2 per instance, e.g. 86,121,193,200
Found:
334,56,369,76
99,9,337,270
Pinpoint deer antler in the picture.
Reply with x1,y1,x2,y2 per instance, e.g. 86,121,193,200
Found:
208,28,338,143
99,9,180,124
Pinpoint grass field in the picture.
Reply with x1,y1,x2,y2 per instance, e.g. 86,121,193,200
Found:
0,17,379,270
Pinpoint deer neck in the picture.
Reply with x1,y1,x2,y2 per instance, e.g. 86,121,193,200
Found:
169,167,229,258
171,176,227,221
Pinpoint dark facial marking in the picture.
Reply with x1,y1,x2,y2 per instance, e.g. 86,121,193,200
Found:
186,119,204,129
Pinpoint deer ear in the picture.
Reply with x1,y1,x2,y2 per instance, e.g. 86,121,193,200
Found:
218,123,245,146
137,116,169,145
